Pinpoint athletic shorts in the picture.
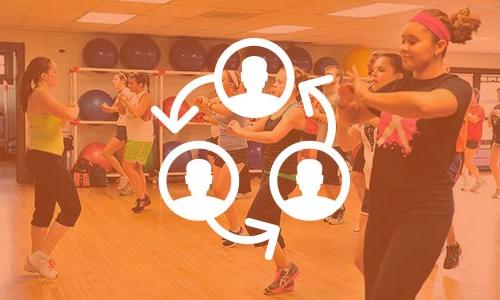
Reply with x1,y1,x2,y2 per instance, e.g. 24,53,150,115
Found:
115,126,127,142
361,189,370,215
125,140,153,165
466,140,479,149
316,146,346,186
214,148,248,168
447,152,465,184
352,144,365,173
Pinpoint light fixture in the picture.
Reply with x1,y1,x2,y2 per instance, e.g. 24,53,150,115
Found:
328,2,424,18
250,25,313,34
77,12,136,24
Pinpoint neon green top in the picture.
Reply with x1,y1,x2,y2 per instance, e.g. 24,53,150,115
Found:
27,112,63,156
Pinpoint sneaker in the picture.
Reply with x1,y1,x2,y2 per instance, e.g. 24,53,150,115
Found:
26,251,57,280
264,263,299,296
116,176,129,191
491,189,500,199
120,184,133,196
443,242,462,270
222,227,243,248
469,180,485,193
327,206,345,225
132,195,151,214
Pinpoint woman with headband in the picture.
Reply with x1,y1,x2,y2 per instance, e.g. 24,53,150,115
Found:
338,8,480,299
195,70,249,248
101,72,134,194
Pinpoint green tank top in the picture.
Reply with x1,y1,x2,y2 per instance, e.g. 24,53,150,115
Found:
27,112,64,156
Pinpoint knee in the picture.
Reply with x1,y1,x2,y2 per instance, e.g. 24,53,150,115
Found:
31,206,55,227
57,197,81,227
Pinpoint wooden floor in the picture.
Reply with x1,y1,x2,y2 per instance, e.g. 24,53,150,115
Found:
1,160,500,299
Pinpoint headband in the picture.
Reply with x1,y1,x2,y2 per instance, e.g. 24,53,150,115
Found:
411,11,451,43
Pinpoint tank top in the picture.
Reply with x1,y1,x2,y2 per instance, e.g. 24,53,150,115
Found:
115,87,133,126
214,112,248,151
262,103,303,174
126,90,154,142
27,112,64,156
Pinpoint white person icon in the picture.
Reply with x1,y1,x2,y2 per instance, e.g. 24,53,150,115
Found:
283,159,343,218
226,56,278,115
173,159,226,221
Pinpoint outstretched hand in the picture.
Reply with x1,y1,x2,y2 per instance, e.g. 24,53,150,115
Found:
228,120,242,135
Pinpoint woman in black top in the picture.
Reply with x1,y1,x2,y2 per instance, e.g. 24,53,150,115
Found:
338,7,480,300
489,87,500,198
229,67,308,295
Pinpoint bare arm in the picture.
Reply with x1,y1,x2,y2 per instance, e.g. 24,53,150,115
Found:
230,108,304,144
35,90,78,120
125,93,151,118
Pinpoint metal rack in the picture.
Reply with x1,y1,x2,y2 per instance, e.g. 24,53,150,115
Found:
1,80,8,158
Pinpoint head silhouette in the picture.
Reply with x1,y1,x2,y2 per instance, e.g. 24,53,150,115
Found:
241,56,268,95
296,159,323,197
185,159,212,197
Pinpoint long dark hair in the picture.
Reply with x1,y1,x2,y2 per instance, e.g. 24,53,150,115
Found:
21,56,52,112
129,72,150,92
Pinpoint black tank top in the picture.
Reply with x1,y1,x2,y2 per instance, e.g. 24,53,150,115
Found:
262,103,303,174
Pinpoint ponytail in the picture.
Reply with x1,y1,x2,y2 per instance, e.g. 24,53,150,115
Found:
21,56,51,112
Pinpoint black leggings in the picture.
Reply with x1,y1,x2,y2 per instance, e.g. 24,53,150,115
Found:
246,173,296,248
26,150,81,227
364,187,453,300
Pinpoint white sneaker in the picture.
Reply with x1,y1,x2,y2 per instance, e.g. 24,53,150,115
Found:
119,184,133,196
27,251,57,280
116,176,129,191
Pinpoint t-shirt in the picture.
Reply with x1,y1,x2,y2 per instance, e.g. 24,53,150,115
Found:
491,104,500,144
115,87,133,126
466,104,485,141
214,112,247,151
369,73,472,190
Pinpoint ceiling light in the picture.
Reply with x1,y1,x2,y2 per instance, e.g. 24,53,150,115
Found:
250,25,313,34
77,12,136,25
328,2,424,18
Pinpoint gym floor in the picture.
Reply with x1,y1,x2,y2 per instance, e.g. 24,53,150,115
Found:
1,161,499,299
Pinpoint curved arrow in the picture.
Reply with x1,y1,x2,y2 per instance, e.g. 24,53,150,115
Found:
207,218,280,260
298,75,336,146
152,74,215,134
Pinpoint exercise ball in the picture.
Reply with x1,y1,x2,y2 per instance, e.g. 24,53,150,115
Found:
78,89,116,121
343,47,372,77
79,143,113,173
245,47,282,73
120,36,161,70
163,142,192,172
248,141,263,170
191,112,206,123
314,56,339,76
169,38,207,71
162,96,190,118
286,47,312,72
82,38,118,68
207,44,240,71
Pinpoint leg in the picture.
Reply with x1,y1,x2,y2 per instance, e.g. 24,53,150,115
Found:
44,160,81,255
354,213,369,274
135,162,147,195
369,214,452,300
103,137,127,177
215,162,245,232
123,160,145,199
490,146,500,189
446,225,456,246
464,147,481,181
